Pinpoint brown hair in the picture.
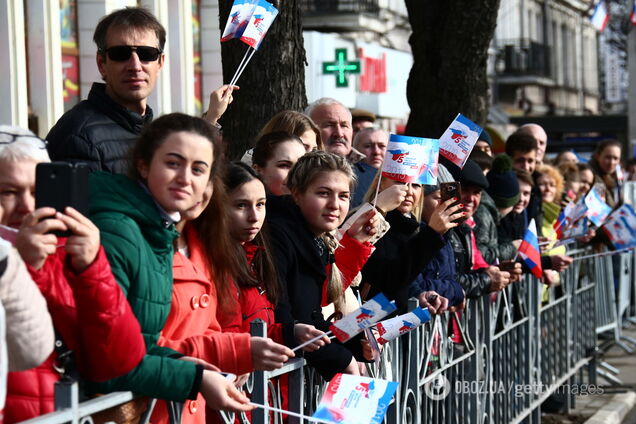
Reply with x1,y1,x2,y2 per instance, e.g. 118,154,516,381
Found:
514,169,534,187
251,131,305,169
130,113,220,182
94,7,166,52
258,110,323,150
223,162,279,305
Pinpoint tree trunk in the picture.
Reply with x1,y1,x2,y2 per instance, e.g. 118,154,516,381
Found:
404,0,501,138
217,0,307,159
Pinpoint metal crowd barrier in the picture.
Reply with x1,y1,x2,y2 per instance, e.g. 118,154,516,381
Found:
18,248,609,424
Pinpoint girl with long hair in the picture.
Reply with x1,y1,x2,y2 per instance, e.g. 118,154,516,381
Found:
88,113,255,414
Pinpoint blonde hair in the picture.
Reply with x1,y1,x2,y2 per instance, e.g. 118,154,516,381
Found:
537,164,564,200
362,172,424,222
287,151,355,304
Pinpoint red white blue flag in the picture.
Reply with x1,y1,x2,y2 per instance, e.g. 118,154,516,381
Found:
240,0,279,50
312,374,398,424
590,1,609,32
631,1,636,25
602,204,636,249
221,0,258,42
329,293,396,343
518,219,543,278
438,113,482,169
382,134,439,184
375,307,431,345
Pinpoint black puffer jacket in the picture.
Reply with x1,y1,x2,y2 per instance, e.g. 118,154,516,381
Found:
449,225,492,298
46,83,153,174
473,192,517,264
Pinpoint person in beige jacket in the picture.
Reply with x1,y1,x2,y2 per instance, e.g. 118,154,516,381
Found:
0,217,55,415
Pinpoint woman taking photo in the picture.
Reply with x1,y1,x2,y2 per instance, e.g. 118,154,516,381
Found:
88,113,254,414
267,151,379,380
361,175,463,312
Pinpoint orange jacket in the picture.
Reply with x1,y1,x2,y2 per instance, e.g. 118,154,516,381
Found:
154,226,252,424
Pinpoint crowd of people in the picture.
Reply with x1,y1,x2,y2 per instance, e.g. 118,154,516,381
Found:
0,6,632,424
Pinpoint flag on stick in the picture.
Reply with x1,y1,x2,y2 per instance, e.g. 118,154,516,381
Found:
240,0,279,49
312,374,399,424
382,134,439,184
518,219,543,278
375,307,431,345
329,293,396,343
584,185,612,227
438,113,482,169
602,204,636,249
630,0,636,25
220,0,258,42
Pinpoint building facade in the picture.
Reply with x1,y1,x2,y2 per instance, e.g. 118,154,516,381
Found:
492,0,600,117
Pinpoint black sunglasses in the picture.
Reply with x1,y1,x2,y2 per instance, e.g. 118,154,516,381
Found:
0,130,47,149
102,45,163,62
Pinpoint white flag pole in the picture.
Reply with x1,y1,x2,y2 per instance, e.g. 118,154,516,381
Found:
229,47,251,85
291,330,333,352
230,47,257,86
249,403,333,424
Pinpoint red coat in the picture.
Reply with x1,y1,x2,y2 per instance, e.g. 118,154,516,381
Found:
5,244,145,423
154,226,253,424
217,242,284,343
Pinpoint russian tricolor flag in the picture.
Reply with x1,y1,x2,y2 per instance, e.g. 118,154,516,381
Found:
518,219,543,279
590,1,609,32
631,1,636,25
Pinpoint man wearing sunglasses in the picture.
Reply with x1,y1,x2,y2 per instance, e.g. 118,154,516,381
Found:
46,8,165,175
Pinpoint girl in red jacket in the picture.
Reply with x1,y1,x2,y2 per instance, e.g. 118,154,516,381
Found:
220,162,327,348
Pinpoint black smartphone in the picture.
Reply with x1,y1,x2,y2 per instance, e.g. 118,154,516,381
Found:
35,162,89,236
440,182,466,223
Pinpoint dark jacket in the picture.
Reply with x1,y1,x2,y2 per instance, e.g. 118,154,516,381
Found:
449,225,492,298
267,196,365,381
87,172,201,402
46,83,153,174
408,225,465,307
528,172,544,235
473,192,517,264
361,210,444,311
351,161,377,207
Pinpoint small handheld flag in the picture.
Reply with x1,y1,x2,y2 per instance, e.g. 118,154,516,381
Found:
584,186,612,227
518,219,543,278
590,1,609,32
312,374,399,424
375,307,431,345
631,0,636,25
382,134,439,184
438,113,482,169
329,293,397,343
240,0,279,49
602,204,636,249
220,0,258,42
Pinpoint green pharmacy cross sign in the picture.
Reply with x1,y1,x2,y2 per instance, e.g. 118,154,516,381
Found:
322,48,361,88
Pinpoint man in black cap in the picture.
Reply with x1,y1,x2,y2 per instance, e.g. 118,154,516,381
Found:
447,159,511,297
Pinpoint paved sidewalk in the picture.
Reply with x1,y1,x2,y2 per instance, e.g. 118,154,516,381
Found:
542,325,636,424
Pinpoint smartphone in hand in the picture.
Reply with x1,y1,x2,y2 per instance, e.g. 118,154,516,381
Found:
440,182,466,223
35,162,89,236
